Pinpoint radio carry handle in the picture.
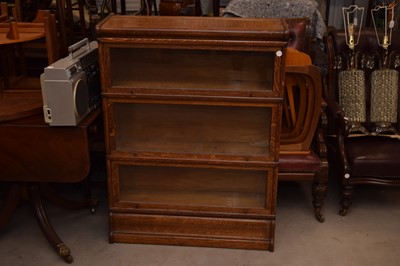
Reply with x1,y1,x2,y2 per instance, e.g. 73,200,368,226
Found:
68,38,90,59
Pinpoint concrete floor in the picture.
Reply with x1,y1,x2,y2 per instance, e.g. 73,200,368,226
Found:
1,163,400,266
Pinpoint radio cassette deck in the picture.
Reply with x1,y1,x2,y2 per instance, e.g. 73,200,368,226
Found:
41,38,101,126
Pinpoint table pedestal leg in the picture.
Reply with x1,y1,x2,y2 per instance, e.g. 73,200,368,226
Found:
29,184,73,264
0,182,98,264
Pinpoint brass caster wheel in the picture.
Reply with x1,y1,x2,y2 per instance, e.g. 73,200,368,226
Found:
315,213,325,223
313,207,325,223
339,208,348,216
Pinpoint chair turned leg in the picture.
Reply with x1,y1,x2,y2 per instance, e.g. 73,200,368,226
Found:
312,180,327,222
339,184,354,216
29,184,73,264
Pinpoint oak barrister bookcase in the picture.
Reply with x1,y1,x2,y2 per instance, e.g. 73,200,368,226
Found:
96,15,288,251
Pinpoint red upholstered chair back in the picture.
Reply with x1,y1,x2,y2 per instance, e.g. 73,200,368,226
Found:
286,17,311,54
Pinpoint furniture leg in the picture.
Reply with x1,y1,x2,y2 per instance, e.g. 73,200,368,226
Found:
151,0,158,15
194,0,202,15
312,179,327,222
78,0,87,37
339,184,354,216
110,0,117,12
56,0,69,56
213,0,220,16
120,0,126,14
65,0,75,41
29,184,73,264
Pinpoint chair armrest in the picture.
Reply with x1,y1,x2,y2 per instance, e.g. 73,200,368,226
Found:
324,96,351,176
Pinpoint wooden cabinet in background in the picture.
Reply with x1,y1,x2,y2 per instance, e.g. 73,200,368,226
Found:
96,15,288,251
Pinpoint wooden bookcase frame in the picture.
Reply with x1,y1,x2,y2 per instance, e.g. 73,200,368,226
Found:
96,15,288,251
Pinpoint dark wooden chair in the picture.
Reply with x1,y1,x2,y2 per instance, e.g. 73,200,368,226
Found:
219,6,329,221
325,27,400,216
221,0,329,221
222,6,330,221
219,0,329,222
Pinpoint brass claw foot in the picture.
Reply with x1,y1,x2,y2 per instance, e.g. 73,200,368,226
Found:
339,208,348,216
314,210,325,223
58,243,73,264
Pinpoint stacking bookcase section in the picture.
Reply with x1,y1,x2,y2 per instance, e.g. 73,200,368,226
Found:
96,15,288,251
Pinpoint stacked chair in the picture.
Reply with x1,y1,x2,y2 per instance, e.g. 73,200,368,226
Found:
278,18,329,223
222,0,330,222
